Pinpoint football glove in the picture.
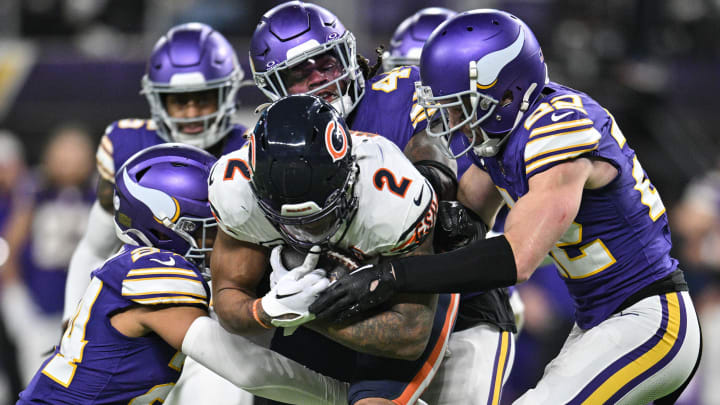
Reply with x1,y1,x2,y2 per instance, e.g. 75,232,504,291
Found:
262,245,330,328
309,261,397,321
433,200,488,253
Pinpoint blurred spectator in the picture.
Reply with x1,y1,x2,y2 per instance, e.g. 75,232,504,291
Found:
0,124,95,386
672,168,720,405
0,130,26,405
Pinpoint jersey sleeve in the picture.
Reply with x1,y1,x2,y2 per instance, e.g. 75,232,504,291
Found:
208,147,284,246
120,248,209,308
522,108,601,178
96,119,160,183
96,125,116,182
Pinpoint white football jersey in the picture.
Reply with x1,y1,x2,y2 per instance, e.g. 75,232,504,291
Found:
208,132,437,258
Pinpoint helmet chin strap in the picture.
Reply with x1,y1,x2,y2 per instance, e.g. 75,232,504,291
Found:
473,82,538,157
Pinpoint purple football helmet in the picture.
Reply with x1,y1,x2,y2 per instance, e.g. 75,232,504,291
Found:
382,7,456,72
416,9,548,158
113,143,217,273
249,1,364,117
141,23,243,149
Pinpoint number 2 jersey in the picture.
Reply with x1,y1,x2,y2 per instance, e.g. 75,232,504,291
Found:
18,246,210,405
209,132,437,259
470,82,678,329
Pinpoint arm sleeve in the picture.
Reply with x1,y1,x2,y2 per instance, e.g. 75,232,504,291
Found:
63,201,121,320
182,317,348,405
392,235,517,293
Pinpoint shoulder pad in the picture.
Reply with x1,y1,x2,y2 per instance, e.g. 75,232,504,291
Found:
120,247,208,307
208,148,281,245
520,95,601,178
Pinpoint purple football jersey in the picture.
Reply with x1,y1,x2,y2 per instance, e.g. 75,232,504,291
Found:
18,245,210,404
96,119,247,182
350,66,425,150
352,66,473,181
475,82,677,329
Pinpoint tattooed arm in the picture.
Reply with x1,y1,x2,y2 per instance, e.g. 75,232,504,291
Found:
305,235,437,361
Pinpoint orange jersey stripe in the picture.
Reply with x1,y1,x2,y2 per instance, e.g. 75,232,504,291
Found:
392,293,460,405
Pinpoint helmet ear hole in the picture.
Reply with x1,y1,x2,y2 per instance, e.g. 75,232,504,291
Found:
501,90,514,107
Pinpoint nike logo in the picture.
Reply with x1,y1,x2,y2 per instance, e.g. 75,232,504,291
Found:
150,257,175,266
276,291,300,300
413,185,424,206
551,111,573,122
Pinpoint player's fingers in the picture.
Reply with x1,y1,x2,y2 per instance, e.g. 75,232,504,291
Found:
270,245,286,271
327,297,358,321
298,245,322,276
307,277,331,296
336,305,362,322
310,286,346,318
318,292,356,320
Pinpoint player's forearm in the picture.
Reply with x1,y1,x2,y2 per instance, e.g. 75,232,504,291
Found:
214,289,272,335
307,295,436,360
183,316,349,405
391,235,518,293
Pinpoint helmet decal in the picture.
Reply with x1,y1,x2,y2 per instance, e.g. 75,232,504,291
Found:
248,132,256,172
123,168,180,223
324,120,348,162
475,28,525,89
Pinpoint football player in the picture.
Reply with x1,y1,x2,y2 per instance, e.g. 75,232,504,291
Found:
310,9,703,405
63,22,247,321
249,3,517,403
381,7,456,72
61,22,252,405
18,144,347,405
209,95,458,405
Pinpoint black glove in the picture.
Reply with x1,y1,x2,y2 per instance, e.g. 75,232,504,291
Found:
414,160,457,201
309,261,397,321
433,200,488,253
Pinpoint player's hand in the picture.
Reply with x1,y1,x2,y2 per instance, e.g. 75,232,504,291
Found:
262,246,330,328
433,200,487,253
309,261,397,321
269,245,297,289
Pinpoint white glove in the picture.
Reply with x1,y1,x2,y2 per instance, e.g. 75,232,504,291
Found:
262,245,330,329
269,245,292,289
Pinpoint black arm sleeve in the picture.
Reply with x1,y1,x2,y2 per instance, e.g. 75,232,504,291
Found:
391,235,517,293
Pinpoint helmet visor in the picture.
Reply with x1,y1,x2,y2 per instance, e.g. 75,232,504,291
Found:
279,208,342,245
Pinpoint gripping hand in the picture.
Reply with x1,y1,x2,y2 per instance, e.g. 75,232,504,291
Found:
262,246,330,328
309,261,397,321
433,200,488,253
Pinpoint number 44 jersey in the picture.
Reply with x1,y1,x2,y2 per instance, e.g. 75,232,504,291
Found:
473,82,678,329
209,132,437,259
18,246,210,405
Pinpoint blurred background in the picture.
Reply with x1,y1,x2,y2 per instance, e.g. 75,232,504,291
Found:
1,0,719,404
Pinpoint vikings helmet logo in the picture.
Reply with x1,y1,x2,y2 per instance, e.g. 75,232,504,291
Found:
475,28,525,90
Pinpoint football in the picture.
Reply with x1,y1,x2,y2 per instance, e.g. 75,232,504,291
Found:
280,246,360,282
